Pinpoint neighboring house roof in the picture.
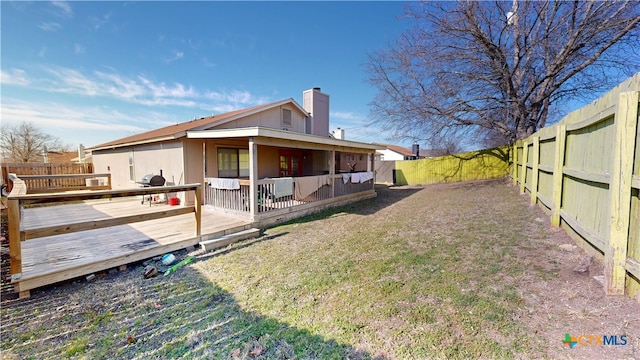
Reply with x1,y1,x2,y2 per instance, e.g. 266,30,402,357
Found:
89,98,308,151
44,151,77,163
375,143,415,157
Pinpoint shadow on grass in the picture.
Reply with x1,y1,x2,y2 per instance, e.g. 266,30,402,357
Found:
269,184,423,229
0,262,381,359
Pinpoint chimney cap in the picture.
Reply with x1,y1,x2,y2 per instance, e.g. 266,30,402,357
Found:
313,87,321,91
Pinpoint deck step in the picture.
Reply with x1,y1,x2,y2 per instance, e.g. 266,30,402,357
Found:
199,228,261,252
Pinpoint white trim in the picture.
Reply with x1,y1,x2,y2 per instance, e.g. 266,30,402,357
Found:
186,126,385,150
191,99,308,131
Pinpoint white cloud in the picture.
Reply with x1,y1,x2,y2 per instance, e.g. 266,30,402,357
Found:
38,22,62,32
38,47,47,57
0,69,30,86
50,1,73,18
1,98,146,132
3,65,272,117
90,11,112,29
74,43,85,55
165,51,184,63
202,57,216,68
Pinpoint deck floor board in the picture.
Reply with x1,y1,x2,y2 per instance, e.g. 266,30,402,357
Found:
16,198,252,291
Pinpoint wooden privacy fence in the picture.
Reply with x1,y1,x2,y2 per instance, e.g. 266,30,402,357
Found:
2,162,93,192
394,147,510,186
513,74,640,300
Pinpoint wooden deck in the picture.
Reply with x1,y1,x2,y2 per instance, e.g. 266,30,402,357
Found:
14,197,253,293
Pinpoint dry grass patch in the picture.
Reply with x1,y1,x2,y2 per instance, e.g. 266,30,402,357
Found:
2,179,639,359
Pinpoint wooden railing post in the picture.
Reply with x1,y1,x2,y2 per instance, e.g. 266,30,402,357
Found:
551,125,567,227
519,140,528,194
7,198,22,282
605,91,638,295
530,137,540,205
194,184,202,237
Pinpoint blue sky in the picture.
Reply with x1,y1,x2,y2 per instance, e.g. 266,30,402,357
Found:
1,1,412,148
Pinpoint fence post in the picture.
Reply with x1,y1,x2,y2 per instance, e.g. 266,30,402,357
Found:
605,91,638,295
512,143,518,186
551,125,567,227
519,140,528,194
530,137,540,205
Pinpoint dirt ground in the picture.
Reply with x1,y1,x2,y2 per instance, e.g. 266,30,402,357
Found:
1,179,639,359
418,180,640,359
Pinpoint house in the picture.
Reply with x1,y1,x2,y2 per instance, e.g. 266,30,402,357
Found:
375,143,420,161
375,143,448,161
89,88,384,226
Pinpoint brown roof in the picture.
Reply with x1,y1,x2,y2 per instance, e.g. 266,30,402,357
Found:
376,143,415,156
89,99,298,150
45,151,77,163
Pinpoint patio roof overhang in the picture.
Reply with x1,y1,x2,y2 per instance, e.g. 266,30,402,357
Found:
186,127,385,153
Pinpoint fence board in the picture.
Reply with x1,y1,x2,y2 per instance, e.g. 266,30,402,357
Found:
513,73,640,300
394,147,509,186
2,163,93,192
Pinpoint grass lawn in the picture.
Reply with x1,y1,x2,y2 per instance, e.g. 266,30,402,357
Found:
2,179,636,359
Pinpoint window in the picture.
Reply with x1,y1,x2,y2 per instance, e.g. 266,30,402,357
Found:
217,148,249,178
128,150,135,181
282,108,292,126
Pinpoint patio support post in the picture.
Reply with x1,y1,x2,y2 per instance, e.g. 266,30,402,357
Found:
249,137,258,219
370,152,375,190
330,149,335,198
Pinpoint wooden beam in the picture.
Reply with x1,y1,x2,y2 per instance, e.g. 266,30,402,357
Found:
24,207,195,240
194,184,202,237
249,137,258,220
562,167,611,185
605,91,638,295
7,199,22,281
17,173,111,180
551,125,567,227
627,257,640,280
538,164,553,174
519,141,528,194
11,184,201,205
560,209,607,251
530,136,540,205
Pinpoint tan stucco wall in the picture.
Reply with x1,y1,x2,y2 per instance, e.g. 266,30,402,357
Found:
214,105,306,133
92,141,185,189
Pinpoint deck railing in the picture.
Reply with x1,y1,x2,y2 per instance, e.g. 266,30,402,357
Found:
204,173,374,217
16,173,111,193
6,173,202,298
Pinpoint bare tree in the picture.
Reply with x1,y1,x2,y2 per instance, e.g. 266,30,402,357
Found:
367,0,640,146
0,122,68,163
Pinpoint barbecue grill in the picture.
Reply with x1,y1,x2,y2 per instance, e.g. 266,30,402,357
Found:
138,174,166,187
137,172,166,205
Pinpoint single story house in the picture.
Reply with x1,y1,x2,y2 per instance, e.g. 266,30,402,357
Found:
375,143,448,161
89,88,383,226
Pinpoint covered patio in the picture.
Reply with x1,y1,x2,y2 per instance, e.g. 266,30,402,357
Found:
187,127,382,225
